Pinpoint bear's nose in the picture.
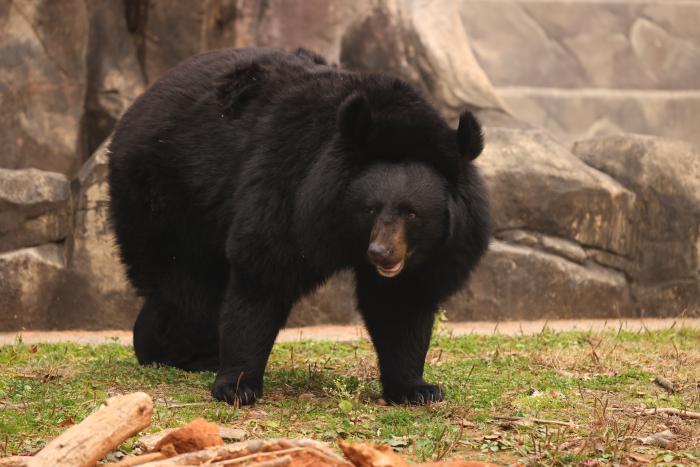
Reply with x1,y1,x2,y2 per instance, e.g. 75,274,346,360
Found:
368,243,393,264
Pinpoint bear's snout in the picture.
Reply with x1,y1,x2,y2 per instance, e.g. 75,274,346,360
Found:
368,242,393,264
368,221,407,278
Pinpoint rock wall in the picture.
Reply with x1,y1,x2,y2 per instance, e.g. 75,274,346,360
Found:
572,134,700,316
460,0,700,147
3,127,697,330
0,0,504,176
0,0,89,176
1,1,698,330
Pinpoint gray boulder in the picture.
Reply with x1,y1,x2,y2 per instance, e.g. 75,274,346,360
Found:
288,271,360,327
479,127,637,256
0,0,89,176
140,0,506,117
0,168,70,253
439,127,638,320
84,0,147,155
51,140,142,329
500,88,700,150
444,241,631,320
573,134,700,316
0,244,66,330
460,0,700,90
339,0,506,118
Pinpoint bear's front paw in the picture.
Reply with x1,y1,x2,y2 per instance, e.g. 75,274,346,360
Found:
212,373,262,405
384,382,444,405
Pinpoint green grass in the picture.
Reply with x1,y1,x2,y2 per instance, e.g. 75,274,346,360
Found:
1,327,699,465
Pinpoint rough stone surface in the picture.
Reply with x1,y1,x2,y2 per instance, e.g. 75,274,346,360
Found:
478,127,637,256
84,0,147,155
539,235,588,265
496,230,587,265
573,134,700,316
584,248,636,276
1,0,504,177
0,168,70,253
0,244,66,330
460,1,700,147
51,140,142,329
340,0,505,118
500,87,700,150
496,229,538,249
0,0,89,175
140,0,210,83
137,0,506,117
288,271,360,326
460,1,700,90
233,0,369,65
443,241,631,321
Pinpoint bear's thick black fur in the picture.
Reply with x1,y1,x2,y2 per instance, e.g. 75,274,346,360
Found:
108,48,490,405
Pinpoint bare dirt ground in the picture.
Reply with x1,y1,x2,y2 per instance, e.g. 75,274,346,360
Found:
2,317,698,346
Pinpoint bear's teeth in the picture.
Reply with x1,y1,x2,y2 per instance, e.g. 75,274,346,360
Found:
377,260,404,278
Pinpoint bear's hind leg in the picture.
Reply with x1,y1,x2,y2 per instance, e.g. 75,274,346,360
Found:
133,297,165,366
133,295,219,372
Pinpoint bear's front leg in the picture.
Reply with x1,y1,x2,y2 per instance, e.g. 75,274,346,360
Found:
212,279,289,405
356,279,442,405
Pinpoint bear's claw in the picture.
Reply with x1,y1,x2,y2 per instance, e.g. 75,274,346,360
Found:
384,382,444,405
212,376,262,405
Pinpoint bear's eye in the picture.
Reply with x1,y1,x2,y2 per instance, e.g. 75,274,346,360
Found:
407,211,417,220
365,207,375,215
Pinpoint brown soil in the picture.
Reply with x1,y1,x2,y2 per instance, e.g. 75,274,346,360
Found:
1,318,697,347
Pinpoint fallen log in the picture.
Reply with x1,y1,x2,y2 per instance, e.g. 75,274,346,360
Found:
0,457,38,467
338,439,502,467
493,415,578,429
642,407,700,419
136,439,350,466
32,392,153,467
136,425,245,452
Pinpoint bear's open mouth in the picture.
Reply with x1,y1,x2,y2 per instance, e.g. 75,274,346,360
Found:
376,260,404,278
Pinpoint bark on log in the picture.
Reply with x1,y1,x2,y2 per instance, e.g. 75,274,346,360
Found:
643,407,700,419
0,457,39,467
137,439,350,466
109,452,166,466
33,392,153,467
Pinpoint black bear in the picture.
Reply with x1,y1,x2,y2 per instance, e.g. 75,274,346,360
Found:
108,48,490,405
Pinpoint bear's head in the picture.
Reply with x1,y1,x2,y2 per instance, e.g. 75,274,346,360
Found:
337,89,486,279
344,161,447,277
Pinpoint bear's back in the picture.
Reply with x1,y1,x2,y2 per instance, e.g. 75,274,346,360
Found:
110,48,331,154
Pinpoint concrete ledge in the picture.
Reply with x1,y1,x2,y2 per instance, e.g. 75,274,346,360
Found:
2,318,698,347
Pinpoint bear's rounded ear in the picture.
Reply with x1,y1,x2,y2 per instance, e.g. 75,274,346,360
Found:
457,111,484,161
337,92,373,147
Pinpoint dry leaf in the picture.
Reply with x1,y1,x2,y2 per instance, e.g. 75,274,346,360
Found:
338,438,409,467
